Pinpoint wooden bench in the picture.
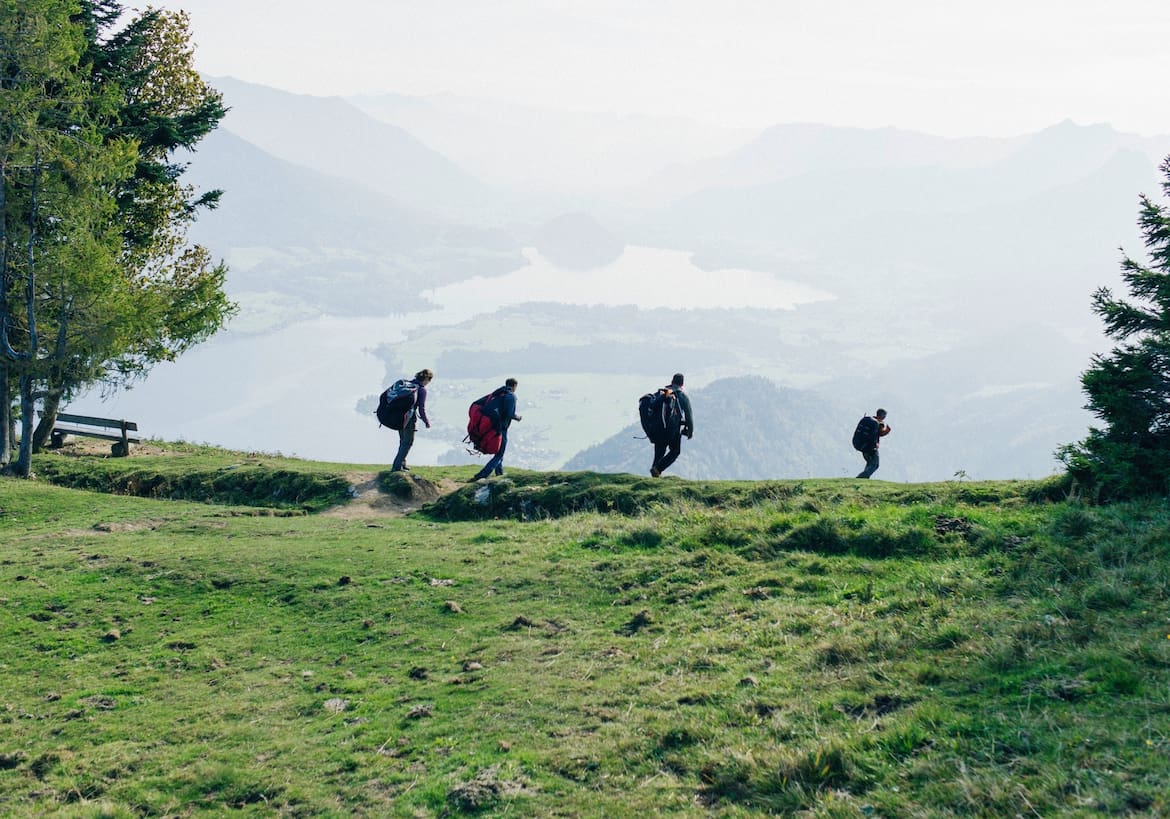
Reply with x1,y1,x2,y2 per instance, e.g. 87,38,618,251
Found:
45,412,141,457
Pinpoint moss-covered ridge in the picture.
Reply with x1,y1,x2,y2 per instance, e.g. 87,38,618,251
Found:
424,469,1071,522
32,445,353,512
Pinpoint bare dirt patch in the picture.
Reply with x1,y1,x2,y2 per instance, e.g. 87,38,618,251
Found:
322,472,462,519
44,437,172,458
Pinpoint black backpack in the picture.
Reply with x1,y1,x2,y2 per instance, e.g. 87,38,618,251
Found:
639,387,682,444
852,415,879,451
375,379,419,430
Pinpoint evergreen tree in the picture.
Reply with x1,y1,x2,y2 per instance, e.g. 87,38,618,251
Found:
26,3,233,451
1060,156,1170,498
0,0,129,473
1,0,233,473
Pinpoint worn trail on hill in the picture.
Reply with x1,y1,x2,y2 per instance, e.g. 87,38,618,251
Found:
321,471,461,519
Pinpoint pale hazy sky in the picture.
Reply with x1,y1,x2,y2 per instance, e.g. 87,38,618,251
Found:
147,0,1170,137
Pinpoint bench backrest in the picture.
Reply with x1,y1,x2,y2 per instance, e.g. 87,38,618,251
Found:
55,413,138,432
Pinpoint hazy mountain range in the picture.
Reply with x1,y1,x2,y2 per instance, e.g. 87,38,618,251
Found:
86,74,1170,480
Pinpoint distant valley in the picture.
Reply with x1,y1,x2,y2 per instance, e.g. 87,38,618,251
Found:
73,76,1170,481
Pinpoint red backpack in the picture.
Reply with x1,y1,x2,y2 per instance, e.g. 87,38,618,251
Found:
465,389,506,455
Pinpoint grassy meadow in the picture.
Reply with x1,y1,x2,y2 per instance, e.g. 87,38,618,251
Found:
1,444,1168,816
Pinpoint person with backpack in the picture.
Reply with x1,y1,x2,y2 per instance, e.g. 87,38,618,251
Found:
853,408,891,479
389,369,433,472
471,378,522,480
648,373,694,477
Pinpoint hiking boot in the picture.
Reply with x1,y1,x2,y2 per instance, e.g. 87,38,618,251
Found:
650,467,661,478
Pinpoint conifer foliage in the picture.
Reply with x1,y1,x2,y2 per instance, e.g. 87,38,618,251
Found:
1061,156,1170,498
1,0,233,475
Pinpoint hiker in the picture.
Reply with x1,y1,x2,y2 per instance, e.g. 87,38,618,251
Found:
471,378,522,480
649,373,694,477
853,408,891,479
391,369,433,472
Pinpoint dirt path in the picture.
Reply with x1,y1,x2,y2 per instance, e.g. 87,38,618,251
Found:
321,471,463,519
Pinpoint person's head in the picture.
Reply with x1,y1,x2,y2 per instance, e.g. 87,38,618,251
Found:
505,377,518,390
671,373,685,387
875,408,887,420
415,368,434,384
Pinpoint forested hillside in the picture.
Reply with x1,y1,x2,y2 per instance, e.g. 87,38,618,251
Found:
182,130,523,319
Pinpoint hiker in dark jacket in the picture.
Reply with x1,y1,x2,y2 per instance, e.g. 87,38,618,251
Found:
472,378,522,480
855,408,891,479
391,369,433,472
651,373,694,477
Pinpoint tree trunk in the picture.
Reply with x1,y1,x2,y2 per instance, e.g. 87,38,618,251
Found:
7,373,33,476
32,389,60,451
1,156,10,466
6,152,41,476
0,365,10,466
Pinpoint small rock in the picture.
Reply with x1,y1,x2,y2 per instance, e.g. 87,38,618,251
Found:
444,600,463,613
406,704,433,719
323,698,348,713
739,676,760,688
463,661,484,672
101,629,121,643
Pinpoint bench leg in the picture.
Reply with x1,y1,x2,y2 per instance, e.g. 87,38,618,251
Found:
113,424,131,457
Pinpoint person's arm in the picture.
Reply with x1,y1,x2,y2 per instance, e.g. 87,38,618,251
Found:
679,391,694,436
416,385,430,427
505,393,521,422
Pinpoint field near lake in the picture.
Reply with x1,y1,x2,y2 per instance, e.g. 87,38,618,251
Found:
2,444,1168,816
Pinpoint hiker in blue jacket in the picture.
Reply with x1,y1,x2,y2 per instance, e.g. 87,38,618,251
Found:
651,373,694,477
391,369,433,472
472,378,522,480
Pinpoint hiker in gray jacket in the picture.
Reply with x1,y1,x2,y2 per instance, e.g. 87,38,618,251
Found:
855,408,891,479
651,373,694,477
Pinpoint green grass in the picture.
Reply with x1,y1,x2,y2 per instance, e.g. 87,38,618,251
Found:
1,448,1168,816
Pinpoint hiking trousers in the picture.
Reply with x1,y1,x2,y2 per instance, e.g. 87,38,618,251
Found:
857,448,879,479
652,434,683,475
392,421,416,471
473,430,508,479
